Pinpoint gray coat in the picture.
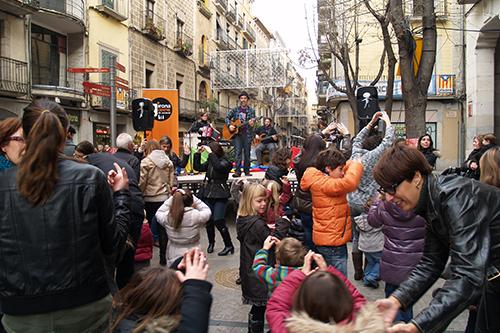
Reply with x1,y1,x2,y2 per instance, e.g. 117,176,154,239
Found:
348,126,395,207
353,214,383,253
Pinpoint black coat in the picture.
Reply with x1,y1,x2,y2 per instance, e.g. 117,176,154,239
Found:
114,279,213,333
193,152,232,199
114,148,141,181
0,159,131,315
392,174,500,333
87,153,145,243
419,148,438,168
236,215,270,305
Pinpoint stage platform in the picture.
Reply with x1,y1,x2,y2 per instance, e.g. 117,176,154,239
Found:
177,171,297,185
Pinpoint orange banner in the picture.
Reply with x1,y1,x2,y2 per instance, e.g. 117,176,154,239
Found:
142,89,179,155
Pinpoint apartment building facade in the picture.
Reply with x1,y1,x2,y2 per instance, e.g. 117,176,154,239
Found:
316,0,465,169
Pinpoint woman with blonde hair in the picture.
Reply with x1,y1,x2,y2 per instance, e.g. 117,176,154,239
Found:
139,139,174,266
156,188,211,266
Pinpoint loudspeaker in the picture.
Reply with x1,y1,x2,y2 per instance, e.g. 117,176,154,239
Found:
132,98,155,131
356,86,380,120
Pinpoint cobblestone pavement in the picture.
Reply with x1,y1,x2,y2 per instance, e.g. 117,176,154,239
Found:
153,222,467,333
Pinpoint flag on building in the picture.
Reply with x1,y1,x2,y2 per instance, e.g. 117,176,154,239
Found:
437,75,454,95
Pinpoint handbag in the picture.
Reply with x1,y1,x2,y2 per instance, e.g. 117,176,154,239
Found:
197,173,209,200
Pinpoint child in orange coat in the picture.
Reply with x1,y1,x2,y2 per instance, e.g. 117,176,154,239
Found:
300,147,363,277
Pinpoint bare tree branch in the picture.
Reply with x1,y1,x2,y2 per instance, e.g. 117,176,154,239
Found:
371,49,386,86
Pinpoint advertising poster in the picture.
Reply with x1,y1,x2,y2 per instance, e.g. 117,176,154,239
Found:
142,89,179,155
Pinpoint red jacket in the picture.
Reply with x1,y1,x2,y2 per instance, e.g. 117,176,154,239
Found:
266,267,366,333
134,224,153,262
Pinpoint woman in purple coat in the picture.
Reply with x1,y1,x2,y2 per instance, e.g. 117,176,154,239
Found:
368,199,426,323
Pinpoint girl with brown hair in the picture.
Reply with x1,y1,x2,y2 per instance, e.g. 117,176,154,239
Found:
110,248,213,333
480,146,500,187
266,251,370,333
155,188,211,266
0,98,130,332
139,139,174,266
0,117,24,169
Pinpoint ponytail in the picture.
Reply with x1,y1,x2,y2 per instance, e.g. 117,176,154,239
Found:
17,99,68,206
169,189,194,229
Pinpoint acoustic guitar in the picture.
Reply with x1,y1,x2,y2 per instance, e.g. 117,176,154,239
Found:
222,116,263,140
253,133,280,146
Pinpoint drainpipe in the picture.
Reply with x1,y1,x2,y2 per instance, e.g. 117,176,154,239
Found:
459,3,466,164
25,14,32,101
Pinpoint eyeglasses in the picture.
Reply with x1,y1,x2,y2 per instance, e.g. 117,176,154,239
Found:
377,180,403,196
8,136,25,143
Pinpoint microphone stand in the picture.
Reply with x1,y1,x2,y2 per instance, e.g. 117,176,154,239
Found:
186,120,197,176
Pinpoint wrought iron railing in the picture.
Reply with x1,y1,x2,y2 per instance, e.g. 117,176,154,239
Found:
0,56,28,96
226,4,236,23
175,32,194,57
38,0,85,21
142,11,166,41
214,0,227,13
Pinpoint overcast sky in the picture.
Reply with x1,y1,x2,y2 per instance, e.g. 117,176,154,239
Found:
251,0,318,105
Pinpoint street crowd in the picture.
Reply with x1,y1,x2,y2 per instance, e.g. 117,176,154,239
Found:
0,94,499,333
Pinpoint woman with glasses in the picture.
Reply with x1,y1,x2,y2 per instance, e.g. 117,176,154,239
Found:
0,117,25,169
373,144,500,333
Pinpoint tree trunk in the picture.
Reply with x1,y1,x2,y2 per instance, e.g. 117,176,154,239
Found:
389,0,436,138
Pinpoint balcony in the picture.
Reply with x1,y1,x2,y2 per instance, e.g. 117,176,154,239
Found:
179,97,197,120
95,0,128,22
242,22,256,43
227,4,236,23
405,0,447,20
235,14,244,31
198,48,211,73
35,0,85,33
197,0,212,19
174,32,193,57
215,29,231,50
0,57,29,97
32,71,84,100
214,0,227,13
0,0,39,15
142,11,166,41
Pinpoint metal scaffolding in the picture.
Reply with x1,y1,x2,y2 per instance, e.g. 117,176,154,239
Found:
210,48,289,90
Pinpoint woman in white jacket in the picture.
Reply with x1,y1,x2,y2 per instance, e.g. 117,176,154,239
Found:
156,188,211,266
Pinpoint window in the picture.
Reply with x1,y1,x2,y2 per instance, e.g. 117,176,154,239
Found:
31,24,66,86
146,0,154,18
412,0,423,16
176,19,184,44
242,38,248,49
145,61,155,88
103,0,115,10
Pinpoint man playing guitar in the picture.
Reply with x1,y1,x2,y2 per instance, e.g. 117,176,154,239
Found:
225,91,256,177
254,117,279,166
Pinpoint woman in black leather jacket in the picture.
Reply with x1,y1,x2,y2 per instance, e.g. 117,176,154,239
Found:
193,141,234,256
372,144,500,333
0,99,131,332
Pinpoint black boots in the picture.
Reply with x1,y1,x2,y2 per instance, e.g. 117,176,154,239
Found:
248,313,264,333
218,246,235,256
352,252,364,281
217,225,234,256
207,243,215,253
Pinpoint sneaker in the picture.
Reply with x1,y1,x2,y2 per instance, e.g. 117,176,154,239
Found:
232,172,241,178
365,279,379,289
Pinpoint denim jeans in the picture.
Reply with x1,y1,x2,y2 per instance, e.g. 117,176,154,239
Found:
316,245,348,277
299,212,317,252
384,283,414,323
233,134,251,174
364,251,382,285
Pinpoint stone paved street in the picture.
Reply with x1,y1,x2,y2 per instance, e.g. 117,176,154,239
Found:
153,221,468,333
